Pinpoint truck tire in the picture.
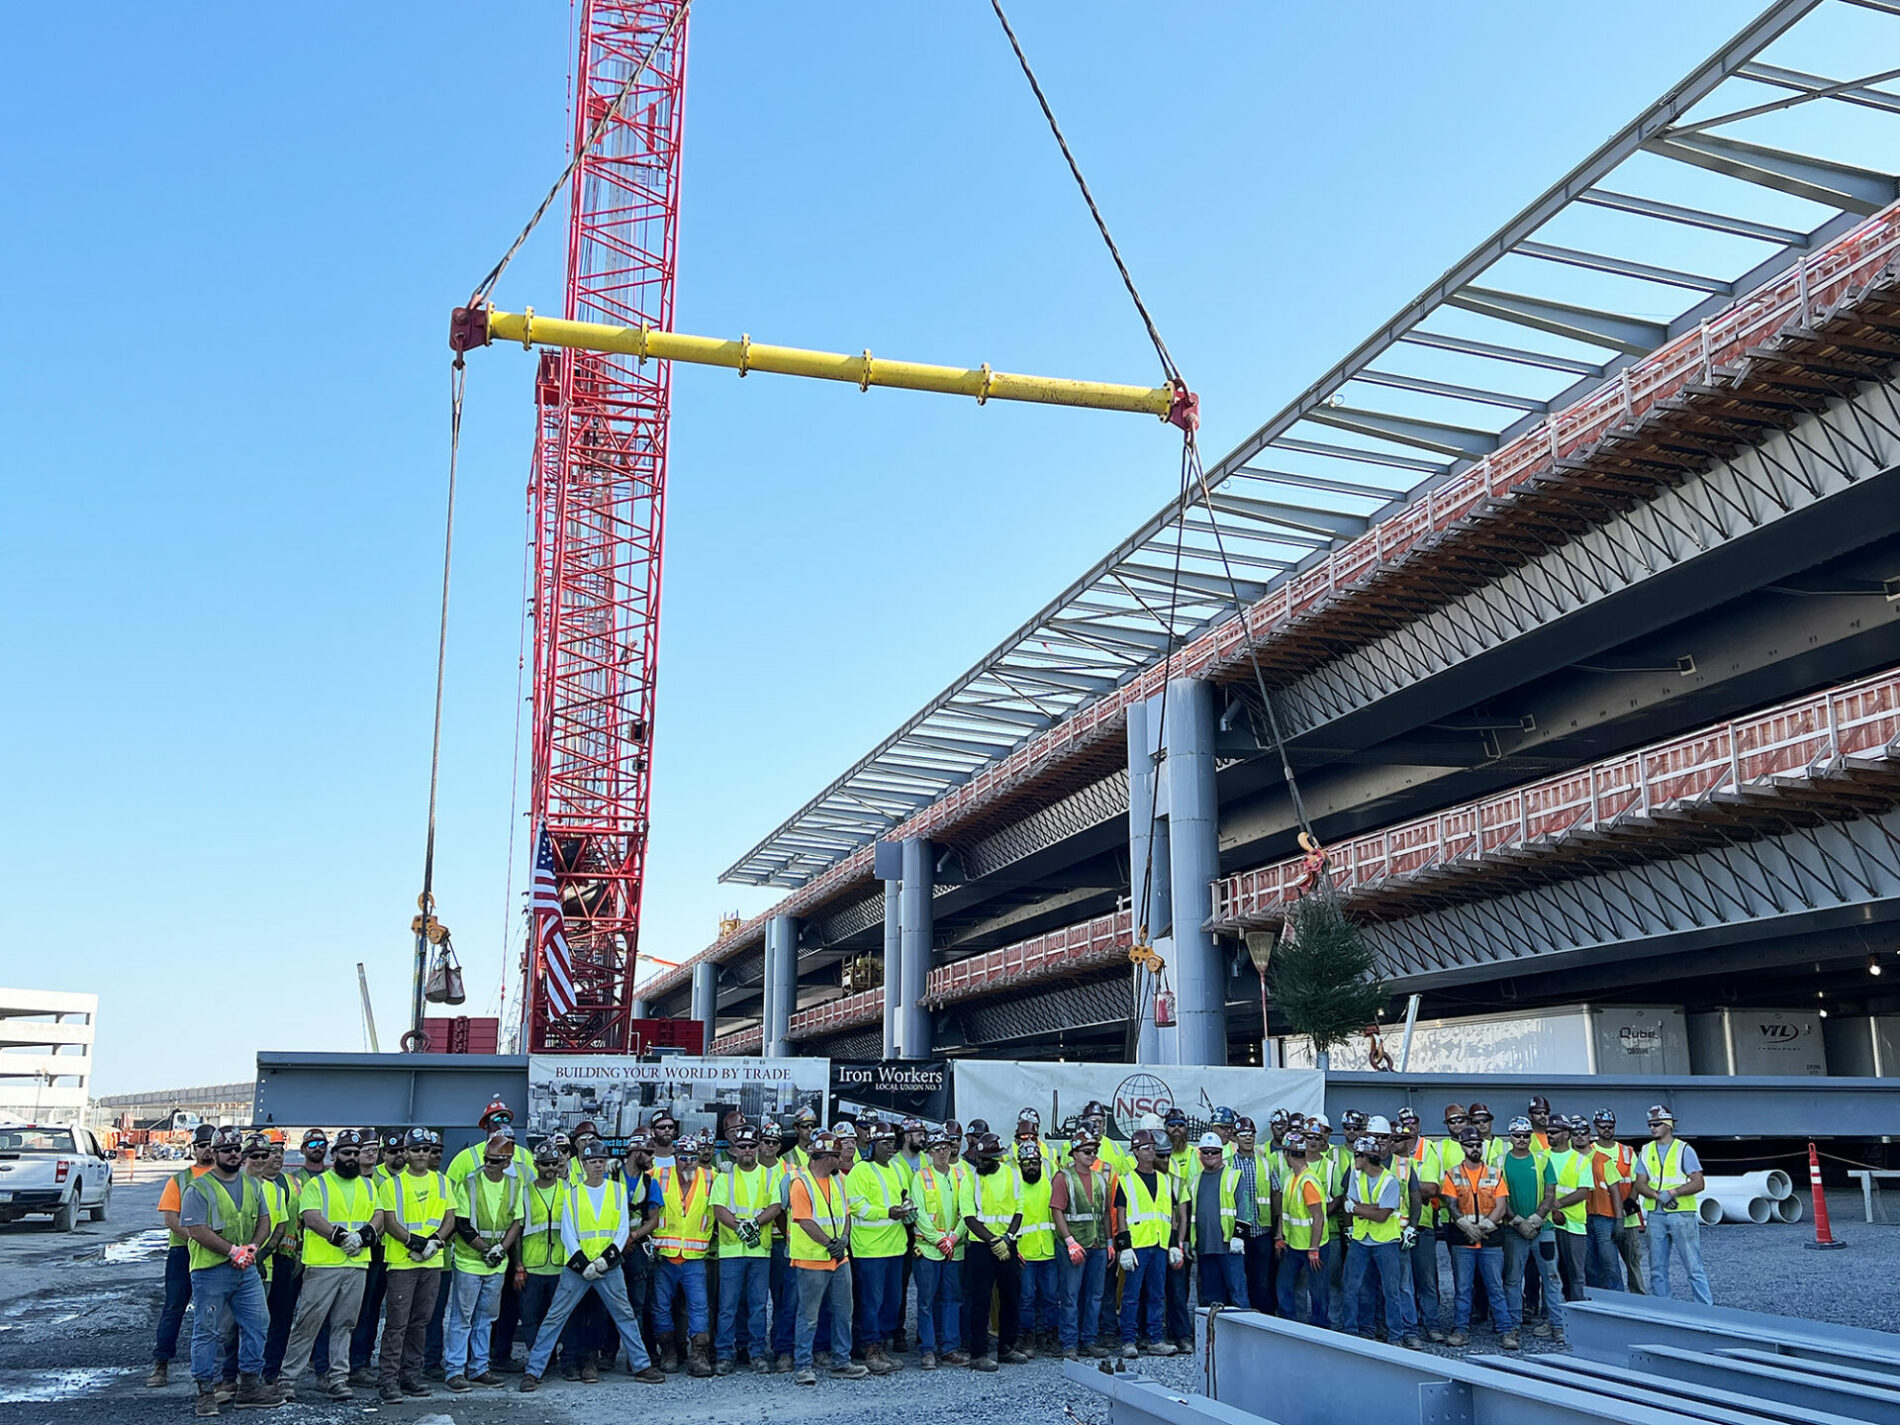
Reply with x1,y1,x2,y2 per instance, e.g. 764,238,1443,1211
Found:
89,1184,111,1223
52,1190,78,1232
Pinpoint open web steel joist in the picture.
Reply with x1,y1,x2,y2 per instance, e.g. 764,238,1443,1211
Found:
719,0,1900,893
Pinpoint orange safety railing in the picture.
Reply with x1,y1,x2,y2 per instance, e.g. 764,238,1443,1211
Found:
1212,666,1900,927
920,909,1136,1008
787,987,884,1039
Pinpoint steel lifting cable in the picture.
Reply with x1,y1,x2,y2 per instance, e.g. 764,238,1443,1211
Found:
989,2,1321,1032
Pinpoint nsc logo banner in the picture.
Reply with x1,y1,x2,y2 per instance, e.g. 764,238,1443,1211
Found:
953,1061,1324,1145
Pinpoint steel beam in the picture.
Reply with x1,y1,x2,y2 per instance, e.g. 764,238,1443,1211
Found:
899,838,934,1058
1475,1353,1875,1425
1167,677,1226,1066
764,915,798,1058
1629,1344,1900,1423
1565,1293,1900,1369
1644,131,1899,215
254,1051,526,1161
882,879,901,1059
1060,1363,1273,1425
1128,695,1170,1064
1446,286,1667,356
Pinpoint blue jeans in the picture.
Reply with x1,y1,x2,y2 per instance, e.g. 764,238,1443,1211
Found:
1647,1211,1712,1303
770,1245,796,1358
1057,1247,1106,1349
444,1270,504,1376
1452,1247,1511,1332
525,1268,652,1378
652,1256,709,1338
1275,1241,1331,1328
190,1264,269,1384
1407,1233,1441,1335
914,1255,963,1354
852,1254,902,1349
516,1272,586,1372
1585,1216,1624,1290
715,1256,771,1362
155,1245,194,1364
1019,1257,1060,1334
1343,1238,1405,1340
264,1257,301,1378
1196,1248,1248,1308
1164,1250,1191,1341
1502,1232,1564,1333
794,1265,853,1370
1120,1246,1168,1344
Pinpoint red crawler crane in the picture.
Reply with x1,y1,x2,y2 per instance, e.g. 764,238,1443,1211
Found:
524,0,687,1052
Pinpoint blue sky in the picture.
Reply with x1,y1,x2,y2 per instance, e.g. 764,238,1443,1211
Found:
0,1,1868,1092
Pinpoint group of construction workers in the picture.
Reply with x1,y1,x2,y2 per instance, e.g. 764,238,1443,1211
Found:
145,1092,1710,1412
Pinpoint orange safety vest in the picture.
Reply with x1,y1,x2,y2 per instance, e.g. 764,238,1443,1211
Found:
655,1166,713,1260
1446,1160,1503,1245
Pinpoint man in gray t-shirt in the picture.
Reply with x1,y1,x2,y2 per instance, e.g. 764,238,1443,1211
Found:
1190,1135,1247,1308
1630,1105,1711,1303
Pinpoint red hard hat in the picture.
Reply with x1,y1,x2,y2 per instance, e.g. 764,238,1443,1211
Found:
479,1096,513,1128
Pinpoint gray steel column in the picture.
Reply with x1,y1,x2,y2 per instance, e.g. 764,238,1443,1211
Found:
882,880,902,1059
631,996,651,1021
1165,676,1225,1067
1128,693,1172,1065
691,961,717,1038
899,838,934,1059
765,915,799,1058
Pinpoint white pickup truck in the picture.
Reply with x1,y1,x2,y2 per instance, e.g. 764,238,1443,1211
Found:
0,1123,113,1230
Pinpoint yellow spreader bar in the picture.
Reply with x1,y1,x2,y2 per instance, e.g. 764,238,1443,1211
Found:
450,302,1196,428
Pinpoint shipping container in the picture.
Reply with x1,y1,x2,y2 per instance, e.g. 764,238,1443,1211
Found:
1686,1009,1827,1076
1280,1003,1690,1075
1820,1015,1900,1078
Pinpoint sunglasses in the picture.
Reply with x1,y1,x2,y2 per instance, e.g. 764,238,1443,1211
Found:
245,1151,270,1159
483,1156,512,1166
1509,1132,1531,1139
335,1148,361,1157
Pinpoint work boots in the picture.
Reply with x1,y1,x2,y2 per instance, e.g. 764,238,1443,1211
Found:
195,1385,220,1417
232,1373,282,1410
687,1333,714,1378
579,1353,600,1384
865,1344,898,1375
146,1362,169,1388
657,1333,680,1373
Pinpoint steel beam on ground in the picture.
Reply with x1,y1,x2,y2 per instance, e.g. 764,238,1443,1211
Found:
1629,1344,1900,1423
1059,1362,1274,1425
1564,1293,1900,1369
1321,1072,1900,1139
1474,1353,1875,1425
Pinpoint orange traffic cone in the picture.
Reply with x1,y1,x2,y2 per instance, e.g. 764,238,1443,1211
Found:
1805,1141,1847,1250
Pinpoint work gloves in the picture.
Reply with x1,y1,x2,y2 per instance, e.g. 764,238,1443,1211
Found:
826,1238,848,1262
1659,1191,1678,1210
1400,1226,1418,1251
1066,1237,1086,1265
341,1231,365,1255
482,1244,509,1268
227,1244,257,1270
989,1238,1011,1261
1476,1217,1496,1238
737,1221,762,1249
1456,1214,1482,1243
408,1237,441,1262
1167,1246,1184,1270
937,1234,959,1258
582,1257,606,1281
1227,1236,1245,1256
1118,1248,1138,1272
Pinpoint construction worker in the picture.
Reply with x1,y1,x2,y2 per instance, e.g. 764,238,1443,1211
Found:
784,1106,819,1171
148,1124,217,1388
278,1129,378,1403
1434,1125,1511,1347
443,1131,523,1392
178,1126,275,1416
1226,1117,1273,1312
650,1132,715,1375
1014,1139,1059,1353
1547,1116,1591,1307
842,1121,911,1372
1156,1108,1194,1352
910,1128,967,1369
647,1110,680,1177
214,1135,291,1400
785,1131,868,1385
514,1143,580,1382
1467,1103,1503,1166
758,1122,800,1370
1186,1132,1246,1310
1342,1135,1417,1349
371,1128,456,1403
1050,1130,1118,1359
1583,1109,1641,1292
958,1131,1024,1370
710,1124,778,1375
1527,1096,1553,1153
1497,1116,1560,1349
342,1130,407,1385
1631,1105,1711,1303
1272,1130,1330,1329
833,1120,860,1176
447,1098,533,1185
1306,1111,1351,1328
1116,1128,1182,1355
264,1130,327,1386
608,1130,661,1368
1391,1110,1444,1341
519,1139,665,1390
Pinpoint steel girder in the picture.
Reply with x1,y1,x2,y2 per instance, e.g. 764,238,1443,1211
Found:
947,973,1131,1049
1269,381,1900,746
1362,805,1900,988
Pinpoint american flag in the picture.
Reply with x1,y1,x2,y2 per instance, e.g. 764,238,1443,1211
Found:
532,824,578,1017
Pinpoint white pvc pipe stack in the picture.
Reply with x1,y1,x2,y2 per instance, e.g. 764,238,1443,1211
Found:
1774,1195,1805,1224
1701,1172,1794,1225
1697,1196,1723,1226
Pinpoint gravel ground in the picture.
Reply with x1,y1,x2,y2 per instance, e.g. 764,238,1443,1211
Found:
1,1183,1893,1424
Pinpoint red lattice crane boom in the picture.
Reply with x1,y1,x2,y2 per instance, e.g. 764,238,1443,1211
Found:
525,0,687,1052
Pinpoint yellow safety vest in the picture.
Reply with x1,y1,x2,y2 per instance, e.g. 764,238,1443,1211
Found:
381,1170,452,1272
520,1180,567,1273
1059,1164,1112,1249
300,1172,376,1269
712,1165,773,1258
1123,1168,1173,1251
913,1165,964,1261
185,1173,264,1272
1281,1167,1329,1251
568,1178,626,1261
961,1166,1023,1245
1016,1172,1055,1261
452,1172,522,1275
1548,1150,1590,1235
1640,1139,1699,1213
1348,1168,1401,1244
787,1169,847,1267
656,1167,713,1259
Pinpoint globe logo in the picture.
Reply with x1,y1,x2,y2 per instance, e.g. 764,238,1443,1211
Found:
1113,1072,1174,1134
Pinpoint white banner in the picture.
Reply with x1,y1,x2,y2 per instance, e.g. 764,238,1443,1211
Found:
526,1055,828,1149
953,1061,1324,1146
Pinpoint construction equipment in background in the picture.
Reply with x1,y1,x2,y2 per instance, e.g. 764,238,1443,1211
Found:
356,962,380,1054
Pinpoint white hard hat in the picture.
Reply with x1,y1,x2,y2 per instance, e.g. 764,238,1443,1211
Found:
1139,1112,1164,1131
1197,1132,1224,1151
1366,1115,1392,1135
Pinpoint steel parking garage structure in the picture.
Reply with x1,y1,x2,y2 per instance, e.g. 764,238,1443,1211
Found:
636,1,1900,1071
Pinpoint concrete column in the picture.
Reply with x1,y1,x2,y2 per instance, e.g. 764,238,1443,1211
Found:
690,961,718,1039
1128,694,1173,1064
882,880,903,1059
765,915,799,1058
899,838,934,1059
1165,676,1226,1067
